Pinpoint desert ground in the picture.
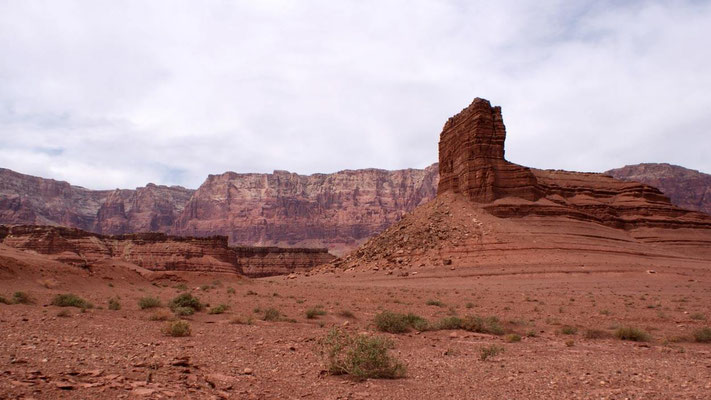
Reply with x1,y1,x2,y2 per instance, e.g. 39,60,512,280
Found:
1,244,710,400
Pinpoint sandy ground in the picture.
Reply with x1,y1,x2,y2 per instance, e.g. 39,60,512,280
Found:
1,256,710,400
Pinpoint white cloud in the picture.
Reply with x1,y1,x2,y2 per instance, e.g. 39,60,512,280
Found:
1,0,710,189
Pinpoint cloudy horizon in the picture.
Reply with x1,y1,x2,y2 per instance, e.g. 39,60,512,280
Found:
1,0,710,190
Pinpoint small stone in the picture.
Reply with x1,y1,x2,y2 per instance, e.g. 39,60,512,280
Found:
243,368,253,375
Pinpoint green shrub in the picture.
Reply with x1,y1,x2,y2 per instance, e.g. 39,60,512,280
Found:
262,307,283,321
426,299,444,307
306,307,327,319
174,306,195,316
138,296,162,310
163,320,191,337
174,283,188,291
693,327,711,343
560,326,578,335
12,291,33,304
461,315,505,335
108,297,121,311
434,316,463,330
0,295,11,304
230,316,253,325
51,294,93,309
321,329,406,380
479,344,504,361
227,287,236,295
374,311,428,333
615,327,650,342
208,304,229,315
169,293,203,312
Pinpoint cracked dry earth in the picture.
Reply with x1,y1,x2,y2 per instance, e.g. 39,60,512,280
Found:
2,260,711,400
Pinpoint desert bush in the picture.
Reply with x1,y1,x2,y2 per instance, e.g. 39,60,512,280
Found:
504,334,521,343
690,313,707,321
434,316,463,330
138,296,162,310
108,297,121,311
173,307,195,317
306,307,327,319
227,287,236,295
560,325,578,335
51,294,93,309
163,320,191,337
169,293,203,312
174,283,188,291
374,311,428,333
262,307,284,321
615,326,650,342
321,328,406,380
693,327,711,343
479,344,504,361
425,299,445,307
150,309,175,321
12,291,33,304
461,315,505,335
208,304,229,315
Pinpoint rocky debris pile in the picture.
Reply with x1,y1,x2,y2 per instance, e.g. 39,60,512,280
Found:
331,194,481,271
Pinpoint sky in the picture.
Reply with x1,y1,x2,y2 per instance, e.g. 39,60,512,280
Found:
1,0,710,190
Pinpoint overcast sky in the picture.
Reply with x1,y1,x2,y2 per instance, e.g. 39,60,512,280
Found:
1,0,710,189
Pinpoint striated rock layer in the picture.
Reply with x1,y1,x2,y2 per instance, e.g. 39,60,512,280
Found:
0,225,335,277
606,163,711,216
332,98,711,272
173,166,438,255
0,168,194,235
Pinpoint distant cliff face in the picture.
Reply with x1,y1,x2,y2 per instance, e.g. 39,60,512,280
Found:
605,163,711,215
0,168,194,234
0,166,439,254
173,165,439,255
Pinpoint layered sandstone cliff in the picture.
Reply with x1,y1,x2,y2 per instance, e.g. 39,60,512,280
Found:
0,168,194,234
0,225,335,277
606,163,711,216
173,166,439,254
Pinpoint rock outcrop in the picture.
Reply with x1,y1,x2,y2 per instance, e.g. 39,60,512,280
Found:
606,163,711,216
0,225,335,277
332,97,711,272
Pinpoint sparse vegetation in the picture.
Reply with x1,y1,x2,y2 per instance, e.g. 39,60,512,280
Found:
262,307,284,321
227,287,236,295
479,344,504,361
426,299,445,307
56,309,71,318
306,307,327,319
460,315,505,335
0,295,11,304
693,327,711,343
433,316,463,330
208,304,229,314
504,334,521,343
321,328,406,380
163,320,191,337
169,293,203,312
12,291,33,304
174,283,188,291
560,325,578,335
138,296,161,310
230,316,253,325
51,294,93,309
374,311,428,333
690,313,707,321
173,306,195,317
108,297,121,311
615,326,650,342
